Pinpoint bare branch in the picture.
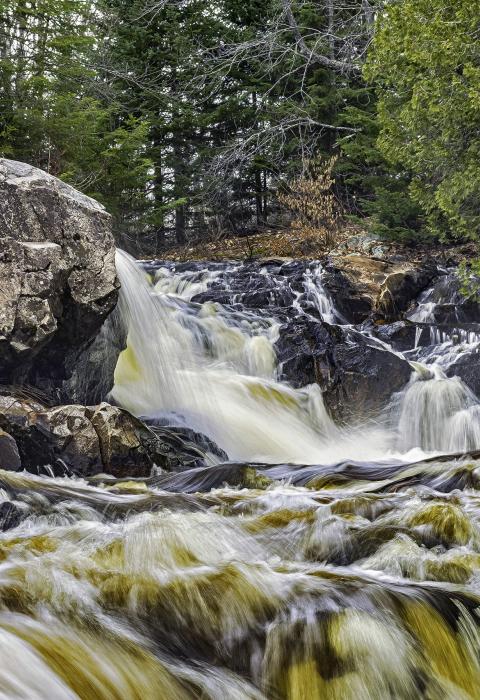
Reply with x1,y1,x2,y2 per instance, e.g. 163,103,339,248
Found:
280,0,358,72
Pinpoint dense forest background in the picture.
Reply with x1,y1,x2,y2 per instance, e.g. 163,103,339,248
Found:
0,0,478,255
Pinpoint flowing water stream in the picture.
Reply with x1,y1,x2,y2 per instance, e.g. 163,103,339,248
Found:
2,252,480,698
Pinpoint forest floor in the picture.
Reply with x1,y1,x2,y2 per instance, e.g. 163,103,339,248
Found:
156,224,475,265
159,224,370,262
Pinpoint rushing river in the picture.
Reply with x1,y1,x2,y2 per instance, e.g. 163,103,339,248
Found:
1,251,480,698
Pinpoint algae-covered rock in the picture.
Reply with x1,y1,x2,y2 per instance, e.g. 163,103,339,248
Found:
408,501,473,547
237,466,274,490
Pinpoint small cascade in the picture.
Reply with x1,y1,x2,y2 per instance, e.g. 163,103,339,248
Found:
408,269,480,325
395,365,480,453
408,294,437,324
428,326,480,347
302,264,337,323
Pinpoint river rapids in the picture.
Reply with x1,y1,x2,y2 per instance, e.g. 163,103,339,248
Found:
2,251,480,699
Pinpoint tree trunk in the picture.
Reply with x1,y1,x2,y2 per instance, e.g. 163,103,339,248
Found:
255,168,264,227
327,0,335,59
151,124,165,252
175,203,186,244
173,124,187,244
263,169,268,224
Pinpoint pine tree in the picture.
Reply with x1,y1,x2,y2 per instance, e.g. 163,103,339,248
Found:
365,0,480,241
0,0,151,248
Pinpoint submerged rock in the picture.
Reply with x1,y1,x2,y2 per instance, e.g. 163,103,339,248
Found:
148,462,274,493
0,159,118,402
142,421,229,466
0,501,23,531
0,396,215,477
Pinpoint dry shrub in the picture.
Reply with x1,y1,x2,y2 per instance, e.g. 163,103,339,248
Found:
278,155,340,250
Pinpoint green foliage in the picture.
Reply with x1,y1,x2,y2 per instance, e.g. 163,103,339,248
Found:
365,0,480,241
6,0,469,252
0,0,152,246
458,255,480,301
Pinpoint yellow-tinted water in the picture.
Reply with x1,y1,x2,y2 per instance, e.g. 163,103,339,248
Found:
1,460,480,699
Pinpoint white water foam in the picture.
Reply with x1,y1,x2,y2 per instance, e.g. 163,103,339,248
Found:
111,251,391,464
112,252,480,463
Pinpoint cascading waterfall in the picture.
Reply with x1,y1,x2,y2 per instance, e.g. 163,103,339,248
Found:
115,252,480,462
111,251,390,463
395,366,480,453
302,264,338,323
112,251,480,463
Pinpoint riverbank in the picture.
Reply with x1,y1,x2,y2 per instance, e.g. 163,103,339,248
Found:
155,224,477,265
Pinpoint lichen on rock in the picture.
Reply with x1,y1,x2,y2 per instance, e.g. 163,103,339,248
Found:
0,158,118,402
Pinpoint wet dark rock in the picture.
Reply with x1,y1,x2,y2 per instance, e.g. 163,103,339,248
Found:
143,419,228,465
322,265,374,324
0,429,21,471
276,317,412,422
189,259,309,311
369,321,416,352
324,329,412,422
378,264,438,320
445,350,480,399
0,159,118,403
368,321,426,353
275,318,335,389
149,463,273,493
0,501,23,531
0,396,215,477
411,272,480,324
191,291,235,306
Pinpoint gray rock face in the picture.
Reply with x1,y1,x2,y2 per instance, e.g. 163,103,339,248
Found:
0,159,118,401
0,396,218,477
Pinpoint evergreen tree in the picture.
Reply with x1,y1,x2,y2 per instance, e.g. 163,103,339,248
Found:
0,0,151,248
366,0,480,241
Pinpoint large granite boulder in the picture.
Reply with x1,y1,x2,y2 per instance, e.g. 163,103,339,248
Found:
276,317,412,423
0,396,217,477
0,159,118,401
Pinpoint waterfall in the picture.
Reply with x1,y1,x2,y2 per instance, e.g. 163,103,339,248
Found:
112,252,480,461
111,251,389,464
395,366,480,453
303,264,337,323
